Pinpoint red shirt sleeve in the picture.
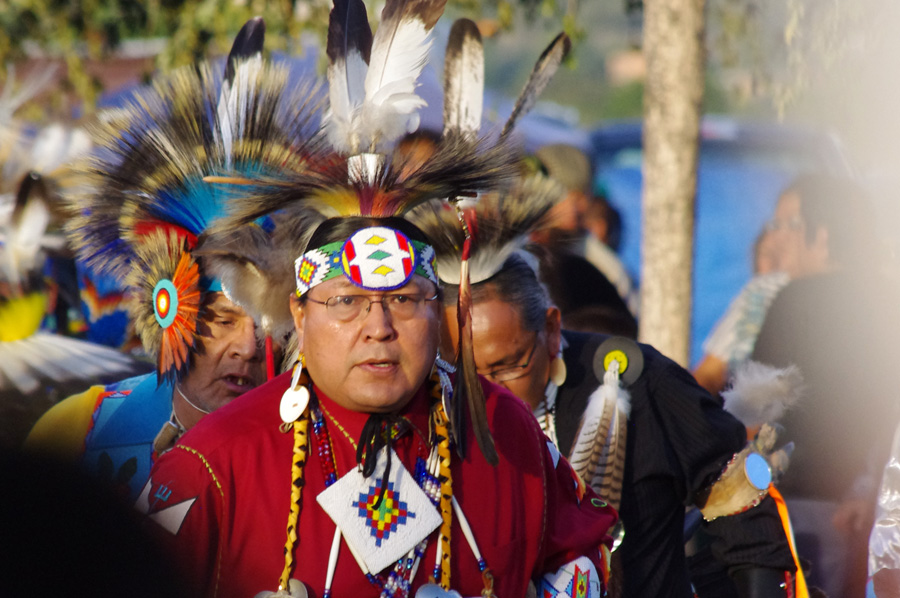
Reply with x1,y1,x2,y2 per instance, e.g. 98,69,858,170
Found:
140,444,225,597
537,426,617,579
479,378,617,587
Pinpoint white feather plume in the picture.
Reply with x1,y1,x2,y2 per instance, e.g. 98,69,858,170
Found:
326,51,370,152
4,188,50,287
354,0,447,152
218,54,263,169
29,123,91,175
217,18,266,168
721,361,805,428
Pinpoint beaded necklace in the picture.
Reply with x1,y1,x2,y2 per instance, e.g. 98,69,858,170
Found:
274,370,474,598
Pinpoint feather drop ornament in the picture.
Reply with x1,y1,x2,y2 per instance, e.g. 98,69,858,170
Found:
568,354,632,510
455,223,498,465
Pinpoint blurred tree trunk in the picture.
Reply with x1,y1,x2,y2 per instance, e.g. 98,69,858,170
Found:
639,0,705,366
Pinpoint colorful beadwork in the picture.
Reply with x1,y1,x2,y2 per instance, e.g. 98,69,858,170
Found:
153,279,177,328
293,227,439,296
354,482,417,547
565,564,590,598
276,372,469,598
143,245,200,379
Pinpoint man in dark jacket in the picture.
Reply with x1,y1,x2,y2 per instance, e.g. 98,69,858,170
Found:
444,252,797,598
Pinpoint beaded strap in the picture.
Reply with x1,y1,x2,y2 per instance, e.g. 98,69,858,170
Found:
312,403,339,486
279,412,310,591
431,384,454,589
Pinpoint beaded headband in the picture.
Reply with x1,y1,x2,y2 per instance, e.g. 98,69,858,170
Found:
294,226,438,296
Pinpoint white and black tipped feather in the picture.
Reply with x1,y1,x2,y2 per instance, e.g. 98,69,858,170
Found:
442,19,483,140
218,17,267,169
325,0,373,153
354,0,448,152
500,32,571,139
225,17,266,84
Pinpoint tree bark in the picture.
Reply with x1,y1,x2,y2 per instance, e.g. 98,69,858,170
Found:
640,0,706,366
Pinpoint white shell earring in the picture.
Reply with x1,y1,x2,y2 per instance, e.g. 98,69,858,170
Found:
279,359,310,424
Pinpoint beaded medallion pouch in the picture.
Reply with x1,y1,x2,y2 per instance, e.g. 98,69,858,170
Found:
317,447,442,574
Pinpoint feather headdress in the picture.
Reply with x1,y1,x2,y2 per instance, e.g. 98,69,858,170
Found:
204,8,569,468
424,24,569,466
211,5,516,232
0,173,138,394
0,68,88,294
66,18,322,383
0,165,140,395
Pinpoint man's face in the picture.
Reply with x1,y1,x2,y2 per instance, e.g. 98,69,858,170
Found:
291,275,441,413
768,192,829,277
547,189,587,232
178,293,267,415
443,296,561,411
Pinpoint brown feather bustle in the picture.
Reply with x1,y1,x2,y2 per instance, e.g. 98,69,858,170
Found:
407,173,565,284
197,208,325,344
213,133,519,231
65,59,324,280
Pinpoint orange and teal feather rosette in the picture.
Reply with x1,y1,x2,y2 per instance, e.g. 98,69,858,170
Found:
127,230,201,383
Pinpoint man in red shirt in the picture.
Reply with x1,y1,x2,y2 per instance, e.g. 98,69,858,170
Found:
142,0,614,593
141,217,616,598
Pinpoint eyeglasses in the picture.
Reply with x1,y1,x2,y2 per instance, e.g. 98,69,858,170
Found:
305,293,439,322
480,334,540,383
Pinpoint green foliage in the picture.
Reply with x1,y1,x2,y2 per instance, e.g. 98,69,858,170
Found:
1,0,583,115
0,0,325,113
